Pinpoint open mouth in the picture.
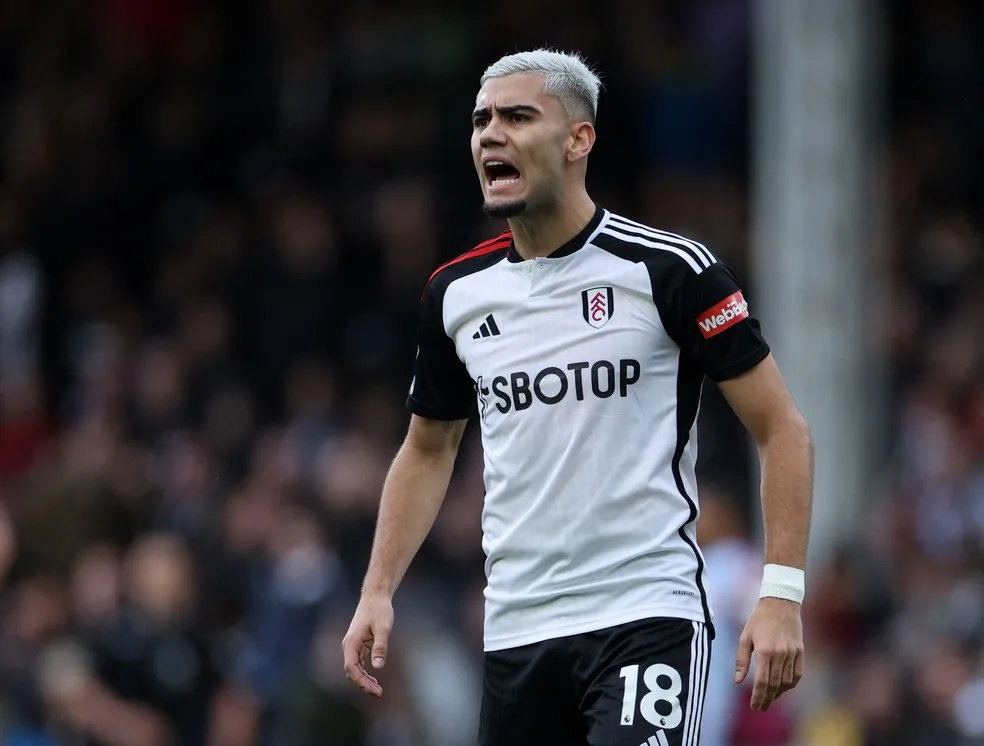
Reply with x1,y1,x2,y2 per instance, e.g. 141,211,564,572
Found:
484,161,521,189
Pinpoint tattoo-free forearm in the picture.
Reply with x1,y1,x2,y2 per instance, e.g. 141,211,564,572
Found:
758,415,813,569
361,441,457,597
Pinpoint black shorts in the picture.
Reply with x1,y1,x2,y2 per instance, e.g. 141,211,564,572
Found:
479,618,711,746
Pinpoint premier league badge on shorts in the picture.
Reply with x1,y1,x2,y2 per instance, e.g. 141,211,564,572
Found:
581,286,614,329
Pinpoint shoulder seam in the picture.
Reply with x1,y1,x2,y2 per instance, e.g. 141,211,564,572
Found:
423,233,511,296
473,230,512,252
607,214,716,263
594,227,712,275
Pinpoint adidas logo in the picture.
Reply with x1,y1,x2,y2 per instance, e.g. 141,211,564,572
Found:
639,732,670,746
472,314,501,339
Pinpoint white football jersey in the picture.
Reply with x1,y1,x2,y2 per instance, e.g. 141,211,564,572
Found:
408,207,769,651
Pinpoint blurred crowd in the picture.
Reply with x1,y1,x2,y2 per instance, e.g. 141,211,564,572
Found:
0,0,980,744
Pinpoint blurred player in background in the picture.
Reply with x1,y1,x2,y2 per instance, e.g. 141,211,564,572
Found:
699,485,795,746
343,49,814,746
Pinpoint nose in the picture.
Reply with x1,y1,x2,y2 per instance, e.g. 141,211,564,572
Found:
478,118,507,149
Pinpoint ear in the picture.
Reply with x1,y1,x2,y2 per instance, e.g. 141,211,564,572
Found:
567,121,596,163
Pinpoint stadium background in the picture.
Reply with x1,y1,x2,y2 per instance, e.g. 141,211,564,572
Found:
0,0,981,744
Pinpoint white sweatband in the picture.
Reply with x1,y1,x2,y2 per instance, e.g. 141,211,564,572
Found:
759,564,805,604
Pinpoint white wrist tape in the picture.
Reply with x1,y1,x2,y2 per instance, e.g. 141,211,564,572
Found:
759,563,805,604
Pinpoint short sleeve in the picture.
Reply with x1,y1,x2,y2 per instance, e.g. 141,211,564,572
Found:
657,262,770,382
406,284,477,420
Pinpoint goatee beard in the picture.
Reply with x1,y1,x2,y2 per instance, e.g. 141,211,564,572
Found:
483,199,527,219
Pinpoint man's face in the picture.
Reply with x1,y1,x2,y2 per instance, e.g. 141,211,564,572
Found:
471,74,573,219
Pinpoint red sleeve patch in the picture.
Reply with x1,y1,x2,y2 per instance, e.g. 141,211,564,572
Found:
697,291,749,338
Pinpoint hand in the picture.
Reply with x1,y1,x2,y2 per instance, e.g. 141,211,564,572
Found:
734,597,804,711
341,594,394,698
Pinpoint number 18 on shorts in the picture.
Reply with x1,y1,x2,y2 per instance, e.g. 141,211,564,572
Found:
479,618,711,746
619,661,685,732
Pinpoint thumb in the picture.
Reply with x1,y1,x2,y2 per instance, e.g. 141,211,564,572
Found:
371,624,391,669
735,633,753,684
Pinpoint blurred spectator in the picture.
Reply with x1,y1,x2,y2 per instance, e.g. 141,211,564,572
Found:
0,373,51,482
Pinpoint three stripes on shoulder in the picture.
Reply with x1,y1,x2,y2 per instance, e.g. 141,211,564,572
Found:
602,214,718,275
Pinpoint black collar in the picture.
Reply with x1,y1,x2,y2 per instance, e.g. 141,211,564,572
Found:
506,205,604,263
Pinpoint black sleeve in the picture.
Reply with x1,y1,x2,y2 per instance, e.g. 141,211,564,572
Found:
406,282,476,420
655,261,770,382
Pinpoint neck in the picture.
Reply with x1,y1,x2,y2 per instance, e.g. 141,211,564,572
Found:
508,188,596,260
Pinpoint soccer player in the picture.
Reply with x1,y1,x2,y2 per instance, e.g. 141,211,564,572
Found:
342,49,814,746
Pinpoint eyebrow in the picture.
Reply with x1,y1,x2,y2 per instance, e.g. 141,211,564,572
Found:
471,104,541,122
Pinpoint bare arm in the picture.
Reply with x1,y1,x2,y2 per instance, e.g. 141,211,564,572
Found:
343,415,467,696
0,501,15,587
57,681,173,746
207,685,259,746
718,353,813,711
718,354,813,569
362,415,468,596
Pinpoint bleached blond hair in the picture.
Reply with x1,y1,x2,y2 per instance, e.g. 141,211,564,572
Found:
480,48,602,123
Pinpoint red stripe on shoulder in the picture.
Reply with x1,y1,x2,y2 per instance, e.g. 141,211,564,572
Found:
473,230,513,252
423,232,512,293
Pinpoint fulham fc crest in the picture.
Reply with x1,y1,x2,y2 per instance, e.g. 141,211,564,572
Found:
581,286,614,328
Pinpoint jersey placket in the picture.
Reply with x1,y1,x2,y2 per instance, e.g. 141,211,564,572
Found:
527,259,548,297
